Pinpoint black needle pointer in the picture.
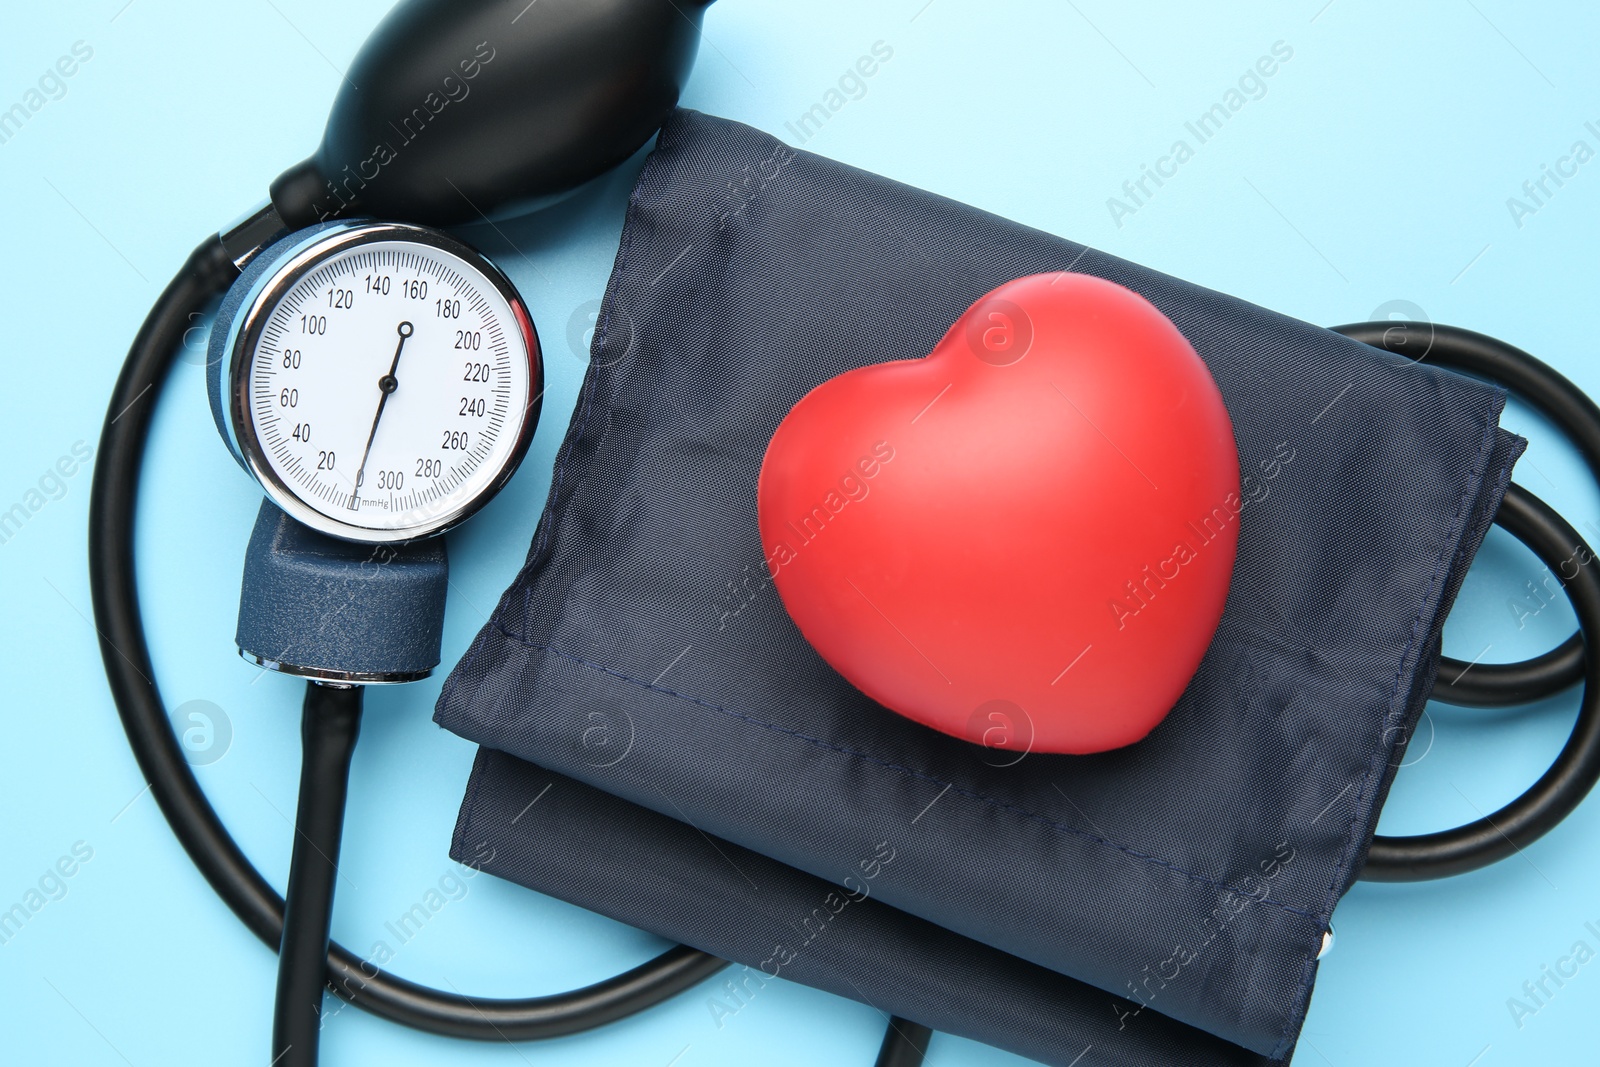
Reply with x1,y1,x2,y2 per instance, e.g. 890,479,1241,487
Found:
349,320,413,510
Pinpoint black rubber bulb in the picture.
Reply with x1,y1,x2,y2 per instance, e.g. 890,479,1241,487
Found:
270,0,713,228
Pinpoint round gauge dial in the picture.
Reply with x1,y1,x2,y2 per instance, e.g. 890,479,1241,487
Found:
225,223,541,542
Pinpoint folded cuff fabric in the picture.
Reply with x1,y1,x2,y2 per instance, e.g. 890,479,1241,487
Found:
435,109,1524,1064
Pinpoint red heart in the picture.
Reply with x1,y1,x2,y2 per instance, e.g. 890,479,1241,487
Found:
757,273,1240,755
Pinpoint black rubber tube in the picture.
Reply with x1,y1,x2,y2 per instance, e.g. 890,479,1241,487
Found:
874,1018,933,1067
1362,483,1600,880
1332,321,1600,706
275,683,363,1067
88,236,728,1041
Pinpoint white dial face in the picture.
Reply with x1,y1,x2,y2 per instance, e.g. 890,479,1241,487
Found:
238,234,537,541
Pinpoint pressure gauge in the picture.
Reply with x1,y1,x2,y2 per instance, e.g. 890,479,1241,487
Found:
209,220,542,543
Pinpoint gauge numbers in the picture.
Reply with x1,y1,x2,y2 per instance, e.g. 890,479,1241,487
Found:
235,228,539,542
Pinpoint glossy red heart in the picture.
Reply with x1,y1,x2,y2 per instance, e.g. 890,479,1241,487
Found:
757,273,1240,755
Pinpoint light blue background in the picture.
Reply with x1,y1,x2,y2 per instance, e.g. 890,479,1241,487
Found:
3,1,1598,1064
